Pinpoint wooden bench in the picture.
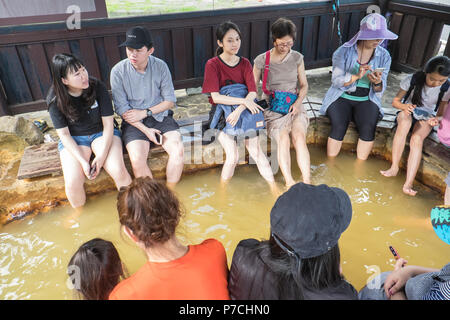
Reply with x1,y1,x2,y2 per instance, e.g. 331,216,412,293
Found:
17,115,209,180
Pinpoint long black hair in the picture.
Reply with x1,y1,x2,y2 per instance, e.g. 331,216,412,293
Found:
215,21,242,56
47,53,96,122
245,236,343,299
68,238,127,300
411,55,450,107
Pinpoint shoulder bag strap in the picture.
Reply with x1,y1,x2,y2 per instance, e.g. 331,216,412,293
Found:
262,50,271,96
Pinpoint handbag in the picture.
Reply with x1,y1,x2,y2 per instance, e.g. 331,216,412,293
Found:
210,83,265,136
262,50,298,115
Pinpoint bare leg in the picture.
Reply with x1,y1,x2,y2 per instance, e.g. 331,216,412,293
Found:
356,139,374,160
92,135,132,189
162,130,184,186
291,119,311,184
327,137,343,158
218,131,239,183
245,136,275,183
59,146,92,208
445,185,450,205
403,121,433,196
381,112,412,177
126,140,152,178
272,128,295,187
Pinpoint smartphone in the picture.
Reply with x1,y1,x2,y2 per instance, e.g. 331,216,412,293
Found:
89,163,97,177
389,245,400,260
256,99,269,110
155,132,163,145
374,68,385,73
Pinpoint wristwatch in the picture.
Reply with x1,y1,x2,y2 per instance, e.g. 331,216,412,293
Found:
373,82,382,87
147,109,153,117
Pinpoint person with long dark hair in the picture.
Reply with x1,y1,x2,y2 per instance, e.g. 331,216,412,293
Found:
68,238,127,300
47,53,132,208
253,17,311,187
109,177,230,300
228,183,358,300
380,55,450,196
321,13,398,160
202,21,276,190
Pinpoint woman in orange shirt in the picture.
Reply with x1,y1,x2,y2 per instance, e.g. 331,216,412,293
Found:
109,177,230,300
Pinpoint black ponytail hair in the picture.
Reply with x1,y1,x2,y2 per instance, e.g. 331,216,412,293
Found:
215,21,242,56
411,55,450,107
47,53,96,122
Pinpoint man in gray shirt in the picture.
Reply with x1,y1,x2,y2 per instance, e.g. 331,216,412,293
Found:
110,26,184,185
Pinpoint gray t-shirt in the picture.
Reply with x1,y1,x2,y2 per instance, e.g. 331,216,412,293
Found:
254,49,304,99
110,56,177,122
400,74,450,116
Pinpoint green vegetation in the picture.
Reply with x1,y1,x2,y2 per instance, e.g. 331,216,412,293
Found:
105,0,265,17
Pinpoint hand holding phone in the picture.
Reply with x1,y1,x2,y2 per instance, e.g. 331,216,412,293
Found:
155,132,163,145
89,163,97,179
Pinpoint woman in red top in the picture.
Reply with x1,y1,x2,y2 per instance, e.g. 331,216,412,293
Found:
109,177,230,300
202,21,276,190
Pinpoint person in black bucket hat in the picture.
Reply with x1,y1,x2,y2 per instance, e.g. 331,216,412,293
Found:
228,182,358,300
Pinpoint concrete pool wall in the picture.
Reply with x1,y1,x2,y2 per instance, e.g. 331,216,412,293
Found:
0,69,449,224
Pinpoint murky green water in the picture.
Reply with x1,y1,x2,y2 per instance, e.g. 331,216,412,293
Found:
0,146,448,299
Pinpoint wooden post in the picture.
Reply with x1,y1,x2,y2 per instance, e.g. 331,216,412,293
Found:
0,80,10,116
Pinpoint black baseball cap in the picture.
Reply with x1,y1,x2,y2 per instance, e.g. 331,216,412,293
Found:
119,26,153,49
270,183,353,259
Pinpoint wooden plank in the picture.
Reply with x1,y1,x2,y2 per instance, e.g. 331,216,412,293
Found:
388,12,403,60
406,17,434,68
250,20,269,61
16,45,47,101
93,37,110,84
421,21,443,64
193,26,213,78
444,32,450,58
152,29,174,76
235,21,251,60
388,2,450,24
0,79,9,116
302,16,319,63
347,11,362,42
17,115,210,179
171,29,188,82
79,38,101,79
293,17,304,54
103,35,122,77
44,41,71,64
316,14,333,60
0,46,33,105
25,43,52,99
396,15,417,64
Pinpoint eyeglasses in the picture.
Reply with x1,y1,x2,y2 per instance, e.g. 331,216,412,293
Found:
275,41,294,48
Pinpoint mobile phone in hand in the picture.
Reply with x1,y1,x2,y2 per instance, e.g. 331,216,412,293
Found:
256,99,269,109
155,132,163,145
89,163,97,177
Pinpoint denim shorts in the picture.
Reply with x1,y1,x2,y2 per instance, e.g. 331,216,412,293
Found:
58,128,121,152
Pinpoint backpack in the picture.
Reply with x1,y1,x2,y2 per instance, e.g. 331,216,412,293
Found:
402,72,450,112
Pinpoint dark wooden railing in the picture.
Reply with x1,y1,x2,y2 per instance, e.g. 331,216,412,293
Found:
1,0,448,116
387,0,450,73
0,0,375,116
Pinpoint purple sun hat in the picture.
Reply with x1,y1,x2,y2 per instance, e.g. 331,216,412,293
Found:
343,13,398,47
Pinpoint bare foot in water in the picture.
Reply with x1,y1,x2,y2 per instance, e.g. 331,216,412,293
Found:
402,185,417,196
380,167,399,177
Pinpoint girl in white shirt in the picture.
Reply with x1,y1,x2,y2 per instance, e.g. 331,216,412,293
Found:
380,56,450,196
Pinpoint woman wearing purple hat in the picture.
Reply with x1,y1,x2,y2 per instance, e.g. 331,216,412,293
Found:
320,13,398,160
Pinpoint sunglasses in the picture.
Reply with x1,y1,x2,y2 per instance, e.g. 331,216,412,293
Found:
275,41,294,48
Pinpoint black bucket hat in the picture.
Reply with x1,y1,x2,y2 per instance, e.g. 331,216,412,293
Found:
119,26,153,49
270,183,352,259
